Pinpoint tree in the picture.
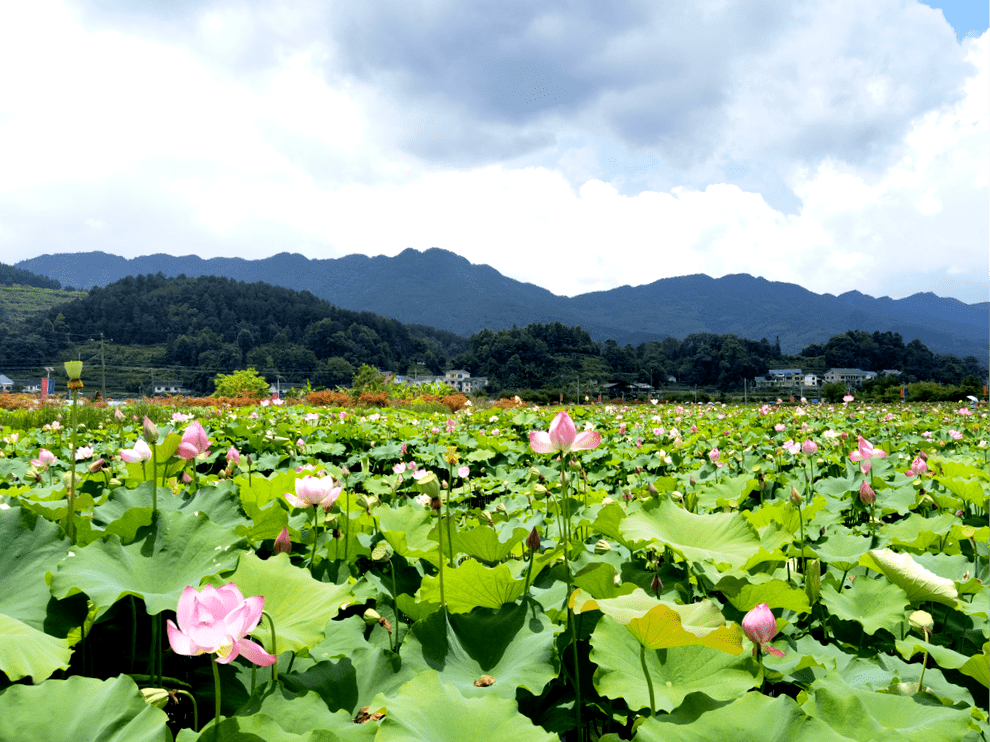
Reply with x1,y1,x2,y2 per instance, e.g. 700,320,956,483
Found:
213,368,270,398
821,381,847,403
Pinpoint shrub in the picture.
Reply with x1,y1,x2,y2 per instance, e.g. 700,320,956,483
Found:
213,368,269,399
306,390,353,407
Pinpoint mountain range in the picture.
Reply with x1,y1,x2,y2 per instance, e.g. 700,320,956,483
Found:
15,248,988,358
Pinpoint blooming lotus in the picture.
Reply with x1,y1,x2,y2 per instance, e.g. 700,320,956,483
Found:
848,436,887,474
166,583,276,666
783,440,800,455
742,603,785,657
178,421,211,460
120,438,153,463
225,446,241,465
801,440,818,455
74,446,94,460
284,475,341,509
30,448,57,469
529,411,601,454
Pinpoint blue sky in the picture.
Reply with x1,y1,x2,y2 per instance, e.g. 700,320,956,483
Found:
0,1,986,304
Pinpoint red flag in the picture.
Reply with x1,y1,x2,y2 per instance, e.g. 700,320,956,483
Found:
41,378,49,397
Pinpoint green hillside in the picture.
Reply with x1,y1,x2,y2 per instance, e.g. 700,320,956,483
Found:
0,284,86,327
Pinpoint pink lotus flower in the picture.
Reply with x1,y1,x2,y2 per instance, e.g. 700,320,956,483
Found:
905,456,928,478
774,423,786,432
783,440,800,455
273,527,291,555
284,475,341,509
801,440,818,455
457,465,470,479
843,395,854,403
166,583,276,666
30,448,57,469
948,429,963,440
393,462,407,475
226,446,241,465
178,421,211,460
120,439,152,463
75,446,94,460
529,411,601,454
859,480,876,505
848,436,887,474
742,603,785,657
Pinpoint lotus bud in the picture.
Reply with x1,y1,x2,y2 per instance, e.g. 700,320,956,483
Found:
496,502,507,514
479,510,493,524
142,416,158,444
648,482,658,496
909,610,933,637
651,573,663,596
859,481,876,505
226,445,241,465
669,490,683,502
114,408,125,422
340,466,350,477
529,466,541,479
790,486,802,506
273,527,291,555
689,476,696,486
88,457,105,473
526,527,541,552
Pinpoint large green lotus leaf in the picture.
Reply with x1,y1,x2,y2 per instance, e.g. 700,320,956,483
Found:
803,674,973,742
282,646,415,716
92,481,249,542
883,512,957,551
402,602,559,699
896,637,989,687
51,510,246,618
860,549,959,606
0,505,69,629
815,529,874,571
372,670,558,742
937,475,989,509
234,471,292,540
378,504,440,566
0,675,170,742
712,574,811,613
450,523,528,564
234,686,374,741
209,553,355,655
621,498,761,569
590,616,757,713
417,559,524,614
571,589,743,654
698,473,758,509
632,691,848,742
819,577,909,636
0,613,72,682
175,713,340,741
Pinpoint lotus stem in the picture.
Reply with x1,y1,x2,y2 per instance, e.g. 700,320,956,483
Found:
309,506,319,571
262,610,278,683
67,387,79,543
211,654,222,729
173,689,198,731
640,644,656,717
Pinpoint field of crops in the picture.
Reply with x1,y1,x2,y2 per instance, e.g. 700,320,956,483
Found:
0,393,986,741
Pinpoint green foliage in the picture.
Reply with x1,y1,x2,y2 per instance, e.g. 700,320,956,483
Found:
821,381,847,403
350,363,386,394
213,367,270,398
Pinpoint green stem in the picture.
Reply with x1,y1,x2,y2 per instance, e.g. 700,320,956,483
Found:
309,506,319,571
151,444,158,513
262,611,278,683
67,388,79,543
211,655,222,729
797,505,806,576
560,457,582,742
390,561,401,651
437,510,446,612
445,474,454,568
344,492,351,562
639,644,656,717
173,689,198,731
523,548,536,596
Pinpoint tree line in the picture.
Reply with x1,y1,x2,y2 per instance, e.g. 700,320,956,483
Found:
0,273,984,395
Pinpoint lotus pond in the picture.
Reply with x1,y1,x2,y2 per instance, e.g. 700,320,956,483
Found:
0,396,987,741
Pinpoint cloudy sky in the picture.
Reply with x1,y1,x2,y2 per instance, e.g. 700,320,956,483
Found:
1,1,987,304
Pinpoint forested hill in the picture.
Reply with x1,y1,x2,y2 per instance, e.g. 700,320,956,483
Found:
31,274,469,387
0,263,62,290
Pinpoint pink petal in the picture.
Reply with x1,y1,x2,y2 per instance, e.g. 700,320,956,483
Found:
763,644,786,657
548,412,576,451
177,443,198,459
175,586,202,631
233,638,277,666
529,431,555,454
570,431,601,451
284,491,308,508
167,619,205,656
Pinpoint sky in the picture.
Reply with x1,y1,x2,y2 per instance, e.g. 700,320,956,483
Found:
1,0,987,304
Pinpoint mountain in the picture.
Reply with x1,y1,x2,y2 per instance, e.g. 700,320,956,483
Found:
16,249,988,357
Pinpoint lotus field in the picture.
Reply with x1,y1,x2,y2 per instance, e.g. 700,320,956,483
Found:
0,392,987,741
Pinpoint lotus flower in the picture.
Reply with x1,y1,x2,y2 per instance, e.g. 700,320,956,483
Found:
905,456,928,478
120,438,152,463
178,421,211,459
166,583,276,666
783,440,800,455
273,527,291,555
859,480,876,504
848,436,887,474
529,411,601,454
742,603,785,657
801,439,818,455
225,446,241,465
30,448,57,469
284,475,341,509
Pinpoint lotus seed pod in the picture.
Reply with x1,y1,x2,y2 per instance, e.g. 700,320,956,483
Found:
909,610,934,636
594,539,611,554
